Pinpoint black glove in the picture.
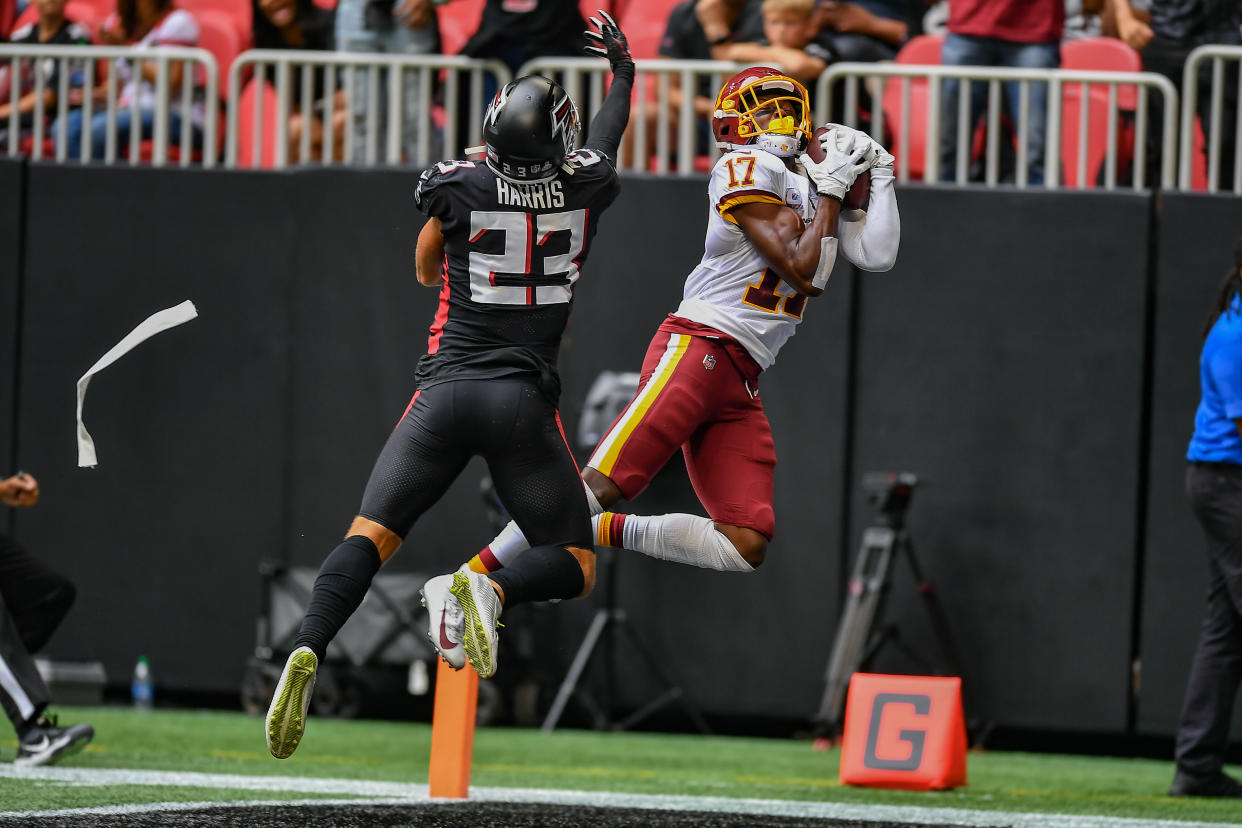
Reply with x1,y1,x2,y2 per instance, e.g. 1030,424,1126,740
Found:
584,10,633,72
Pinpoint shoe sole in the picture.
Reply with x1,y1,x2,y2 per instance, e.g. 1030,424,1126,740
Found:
420,588,465,671
451,571,497,678
265,648,317,759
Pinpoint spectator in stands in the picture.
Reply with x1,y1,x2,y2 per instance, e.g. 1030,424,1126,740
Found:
334,0,437,164
1,0,19,39
456,0,586,76
252,0,346,162
0,0,91,148
1106,0,1239,190
1170,240,1242,799
815,0,912,62
0,471,95,768
713,0,831,85
659,0,763,132
938,0,1063,186
57,0,203,160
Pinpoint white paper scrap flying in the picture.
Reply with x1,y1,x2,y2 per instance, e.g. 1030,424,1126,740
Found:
76,300,199,468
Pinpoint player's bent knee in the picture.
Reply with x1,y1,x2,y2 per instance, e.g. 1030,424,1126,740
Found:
582,467,623,508
346,516,403,563
719,524,768,569
567,545,596,596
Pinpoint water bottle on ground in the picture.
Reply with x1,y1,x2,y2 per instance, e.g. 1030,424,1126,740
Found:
131,656,154,710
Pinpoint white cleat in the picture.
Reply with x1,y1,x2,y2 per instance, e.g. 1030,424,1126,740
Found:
421,572,466,670
450,564,502,678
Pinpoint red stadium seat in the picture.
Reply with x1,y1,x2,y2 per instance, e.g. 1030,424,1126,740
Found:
235,75,279,168
1058,38,1141,188
1061,36,1140,109
617,0,682,59
1190,115,1209,190
436,0,484,55
579,0,610,24
178,0,250,41
195,9,248,91
879,34,942,180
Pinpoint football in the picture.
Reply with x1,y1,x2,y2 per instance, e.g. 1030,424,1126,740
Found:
806,125,871,210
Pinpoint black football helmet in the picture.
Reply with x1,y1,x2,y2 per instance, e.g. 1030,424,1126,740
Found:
481,75,580,184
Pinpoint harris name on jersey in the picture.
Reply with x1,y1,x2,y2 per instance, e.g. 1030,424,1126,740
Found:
495,177,566,209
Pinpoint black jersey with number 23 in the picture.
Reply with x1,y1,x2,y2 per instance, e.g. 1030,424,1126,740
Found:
412,149,620,400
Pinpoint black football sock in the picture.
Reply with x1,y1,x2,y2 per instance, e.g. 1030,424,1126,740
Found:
293,535,382,661
488,544,585,609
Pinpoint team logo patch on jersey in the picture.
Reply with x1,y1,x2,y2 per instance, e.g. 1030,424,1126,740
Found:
702,355,716,371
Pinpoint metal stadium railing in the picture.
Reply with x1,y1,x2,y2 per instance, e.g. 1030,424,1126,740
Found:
1179,44,1242,194
816,62,1178,190
224,50,511,169
0,44,218,167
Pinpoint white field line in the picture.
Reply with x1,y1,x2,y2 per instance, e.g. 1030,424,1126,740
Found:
0,765,1232,828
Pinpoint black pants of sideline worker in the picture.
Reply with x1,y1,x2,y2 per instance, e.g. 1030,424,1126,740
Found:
1176,462,1242,775
0,533,75,732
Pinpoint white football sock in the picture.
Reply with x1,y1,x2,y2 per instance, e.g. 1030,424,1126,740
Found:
594,512,754,572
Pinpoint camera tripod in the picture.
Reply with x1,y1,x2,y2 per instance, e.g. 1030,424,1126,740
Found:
540,546,711,734
811,472,971,740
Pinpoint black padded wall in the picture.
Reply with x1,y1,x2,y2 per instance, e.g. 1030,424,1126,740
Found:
16,162,1233,736
847,187,1153,732
16,163,296,693
1138,193,1242,737
0,159,22,492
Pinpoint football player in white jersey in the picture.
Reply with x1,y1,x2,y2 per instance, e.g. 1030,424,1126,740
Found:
425,66,900,676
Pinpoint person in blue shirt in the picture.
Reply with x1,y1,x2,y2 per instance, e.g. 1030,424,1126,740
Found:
1171,238,1242,798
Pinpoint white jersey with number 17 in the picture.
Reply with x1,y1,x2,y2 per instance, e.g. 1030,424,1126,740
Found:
672,148,820,371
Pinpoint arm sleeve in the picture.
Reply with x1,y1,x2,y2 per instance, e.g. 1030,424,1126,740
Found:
583,61,634,164
1209,339,1242,420
837,166,900,272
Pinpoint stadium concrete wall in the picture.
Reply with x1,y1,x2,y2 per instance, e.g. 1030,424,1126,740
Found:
3,159,1239,743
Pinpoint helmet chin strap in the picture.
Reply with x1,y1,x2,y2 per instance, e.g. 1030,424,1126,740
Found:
753,131,803,158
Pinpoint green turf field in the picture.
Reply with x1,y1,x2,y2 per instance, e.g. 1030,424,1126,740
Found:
1,705,1240,824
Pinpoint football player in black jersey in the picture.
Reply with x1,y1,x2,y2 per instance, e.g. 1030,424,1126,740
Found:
264,12,633,759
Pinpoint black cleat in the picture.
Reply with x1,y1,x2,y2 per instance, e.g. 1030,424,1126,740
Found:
14,715,94,767
1168,769,1242,798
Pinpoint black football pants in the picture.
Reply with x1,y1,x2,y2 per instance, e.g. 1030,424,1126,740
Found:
0,533,75,732
1175,462,1242,775
358,378,593,551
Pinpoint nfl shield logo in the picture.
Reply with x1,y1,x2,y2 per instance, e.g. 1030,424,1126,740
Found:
702,355,716,371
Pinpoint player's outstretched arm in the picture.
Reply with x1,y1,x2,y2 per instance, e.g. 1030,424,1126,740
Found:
582,10,635,164
839,143,900,272
415,218,445,286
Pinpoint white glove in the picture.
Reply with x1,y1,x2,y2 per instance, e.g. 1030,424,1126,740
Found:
868,139,895,177
823,122,893,173
799,128,871,201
